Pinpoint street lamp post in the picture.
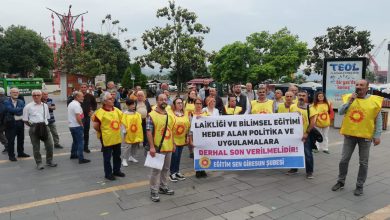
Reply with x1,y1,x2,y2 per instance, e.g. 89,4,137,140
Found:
131,75,135,89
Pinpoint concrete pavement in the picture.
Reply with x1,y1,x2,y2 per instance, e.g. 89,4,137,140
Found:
0,95,390,220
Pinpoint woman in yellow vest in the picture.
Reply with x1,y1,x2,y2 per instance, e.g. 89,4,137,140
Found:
169,97,190,182
250,87,274,114
189,97,209,178
121,99,143,167
92,92,125,181
313,92,333,154
224,94,242,115
184,90,197,117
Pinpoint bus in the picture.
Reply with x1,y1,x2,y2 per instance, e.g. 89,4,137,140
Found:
0,78,43,96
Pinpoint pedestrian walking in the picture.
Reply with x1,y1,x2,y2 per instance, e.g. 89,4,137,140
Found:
80,83,97,153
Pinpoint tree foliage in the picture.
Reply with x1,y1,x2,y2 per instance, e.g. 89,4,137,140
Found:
137,0,210,86
57,31,130,81
307,25,374,74
211,28,308,84
122,63,147,89
0,25,53,77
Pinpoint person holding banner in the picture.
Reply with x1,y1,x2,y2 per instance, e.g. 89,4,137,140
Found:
313,92,333,154
146,94,176,202
286,90,318,179
189,97,208,178
276,91,297,113
233,83,250,114
331,80,383,196
169,97,190,182
202,96,220,116
250,87,275,114
225,94,242,115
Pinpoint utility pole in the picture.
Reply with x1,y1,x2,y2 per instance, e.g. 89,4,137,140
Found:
388,42,390,83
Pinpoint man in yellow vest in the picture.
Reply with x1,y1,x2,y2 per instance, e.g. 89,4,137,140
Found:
332,80,383,196
276,91,297,113
286,90,318,178
92,92,125,181
147,93,176,202
225,94,242,115
250,87,274,114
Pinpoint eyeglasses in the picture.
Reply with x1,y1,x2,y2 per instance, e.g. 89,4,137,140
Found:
32,94,41,97
176,102,183,104
195,103,202,105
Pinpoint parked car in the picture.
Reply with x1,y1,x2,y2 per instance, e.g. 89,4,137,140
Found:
169,84,178,91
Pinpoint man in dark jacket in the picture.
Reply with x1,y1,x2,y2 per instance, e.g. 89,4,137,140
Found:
4,88,30,161
80,83,97,153
42,91,64,149
233,83,250,114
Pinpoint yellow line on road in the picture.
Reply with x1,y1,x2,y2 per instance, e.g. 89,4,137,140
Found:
365,205,390,220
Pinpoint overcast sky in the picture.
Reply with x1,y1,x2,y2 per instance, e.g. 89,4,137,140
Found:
1,0,389,69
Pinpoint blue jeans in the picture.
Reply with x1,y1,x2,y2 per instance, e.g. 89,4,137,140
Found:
291,134,314,174
170,146,184,174
70,126,84,160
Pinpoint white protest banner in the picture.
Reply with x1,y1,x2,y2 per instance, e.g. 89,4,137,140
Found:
192,113,304,171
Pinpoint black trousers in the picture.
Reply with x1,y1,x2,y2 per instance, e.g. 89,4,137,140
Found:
6,120,25,158
102,143,121,177
82,116,90,150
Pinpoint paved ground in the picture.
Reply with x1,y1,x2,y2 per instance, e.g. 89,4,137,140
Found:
0,95,390,220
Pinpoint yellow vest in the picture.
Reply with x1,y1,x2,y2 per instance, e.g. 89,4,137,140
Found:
314,103,331,128
121,112,143,144
251,99,274,114
93,107,123,147
184,102,195,118
292,105,318,134
152,105,173,115
173,114,190,146
225,106,242,115
149,110,176,152
340,94,383,139
277,103,297,113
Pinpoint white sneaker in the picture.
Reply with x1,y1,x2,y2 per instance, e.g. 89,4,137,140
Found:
129,156,138,163
122,159,128,167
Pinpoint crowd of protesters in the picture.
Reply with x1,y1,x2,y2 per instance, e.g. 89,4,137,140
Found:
0,78,383,201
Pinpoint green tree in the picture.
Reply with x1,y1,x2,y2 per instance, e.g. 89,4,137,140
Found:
122,63,147,89
307,25,374,73
137,0,210,87
211,28,307,84
210,41,254,84
246,28,308,82
57,31,130,81
0,25,53,77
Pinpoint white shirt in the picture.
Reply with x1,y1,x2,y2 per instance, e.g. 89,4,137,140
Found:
23,102,50,125
68,100,84,128
202,107,220,116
